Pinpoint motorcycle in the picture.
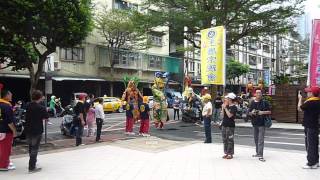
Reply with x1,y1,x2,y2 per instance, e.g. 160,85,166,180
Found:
182,98,202,123
14,108,26,140
60,105,75,136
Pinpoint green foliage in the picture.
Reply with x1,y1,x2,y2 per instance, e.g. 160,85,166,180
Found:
139,0,305,48
0,0,93,93
95,7,150,50
264,95,275,109
273,75,290,85
226,58,250,84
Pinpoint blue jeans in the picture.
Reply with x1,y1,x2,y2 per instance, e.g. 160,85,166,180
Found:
75,126,84,146
203,117,212,143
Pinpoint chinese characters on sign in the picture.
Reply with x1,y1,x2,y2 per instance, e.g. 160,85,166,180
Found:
201,26,226,85
308,19,320,87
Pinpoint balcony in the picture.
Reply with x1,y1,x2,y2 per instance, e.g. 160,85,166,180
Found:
98,47,181,73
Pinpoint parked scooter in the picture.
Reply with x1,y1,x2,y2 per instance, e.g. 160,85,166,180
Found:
60,105,75,136
14,108,26,140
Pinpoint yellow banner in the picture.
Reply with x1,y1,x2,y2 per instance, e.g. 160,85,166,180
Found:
201,26,226,85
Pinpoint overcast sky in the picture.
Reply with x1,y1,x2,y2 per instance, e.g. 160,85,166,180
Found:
305,0,320,18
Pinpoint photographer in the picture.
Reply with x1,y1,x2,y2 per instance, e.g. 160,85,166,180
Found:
248,89,271,162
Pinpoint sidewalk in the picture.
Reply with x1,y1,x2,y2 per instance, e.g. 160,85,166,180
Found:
1,137,319,180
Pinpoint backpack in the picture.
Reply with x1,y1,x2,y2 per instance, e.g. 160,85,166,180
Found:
262,100,272,128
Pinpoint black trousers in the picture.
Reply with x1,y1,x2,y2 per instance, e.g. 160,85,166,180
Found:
304,127,319,166
27,134,42,170
75,125,84,146
96,118,103,141
174,109,180,120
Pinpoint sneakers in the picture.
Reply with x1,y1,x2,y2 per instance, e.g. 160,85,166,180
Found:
8,164,16,170
302,164,318,169
142,133,150,137
29,167,42,173
0,163,16,171
125,132,135,135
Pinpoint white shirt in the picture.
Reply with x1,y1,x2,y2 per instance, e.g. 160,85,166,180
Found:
202,102,212,116
95,104,105,119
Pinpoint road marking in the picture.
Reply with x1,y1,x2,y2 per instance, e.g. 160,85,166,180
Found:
264,141,306,146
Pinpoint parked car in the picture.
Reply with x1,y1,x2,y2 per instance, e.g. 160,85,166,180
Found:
97,96,124,113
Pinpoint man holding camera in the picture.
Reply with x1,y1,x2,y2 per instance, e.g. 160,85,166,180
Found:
298,87,320,169
248,89,271,162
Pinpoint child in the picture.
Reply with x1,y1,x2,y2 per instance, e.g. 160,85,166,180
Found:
86,104,95,137
139,96,150,137
125,99,135,135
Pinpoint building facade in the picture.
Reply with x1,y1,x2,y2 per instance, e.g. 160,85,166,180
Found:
0,0,182,105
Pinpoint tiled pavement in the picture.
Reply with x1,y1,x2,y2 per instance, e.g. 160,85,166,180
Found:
1,136,320,180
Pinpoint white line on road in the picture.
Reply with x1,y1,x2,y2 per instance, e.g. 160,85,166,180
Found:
264,141,306,146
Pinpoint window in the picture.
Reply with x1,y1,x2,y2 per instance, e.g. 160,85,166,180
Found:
189,61,195,72
249,55,257,65
263,45,270,53
248,39,259,50
150,35,163,46
149,55,162,69
263,57,270,68
60,47,84,61
115,0,138,10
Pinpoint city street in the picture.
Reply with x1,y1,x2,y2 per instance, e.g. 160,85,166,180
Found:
14,109,309,153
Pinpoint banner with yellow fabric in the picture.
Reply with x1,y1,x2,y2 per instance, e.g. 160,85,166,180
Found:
200,26,226,85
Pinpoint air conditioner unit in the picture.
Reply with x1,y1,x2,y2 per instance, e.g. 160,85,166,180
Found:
54,61,61,70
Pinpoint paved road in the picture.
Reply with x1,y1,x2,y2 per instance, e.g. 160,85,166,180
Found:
24,109,308,152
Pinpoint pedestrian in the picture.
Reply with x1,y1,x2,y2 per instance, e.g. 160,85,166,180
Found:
221,93,237,159
95,98,104,142
213,93,223,125
73,94,86,146
298,87,320,169
202,94,212,143
0,90,17,171
49,95,57,118
86,104,95,137
125,98,135,135
139,96,150,137
25,90,49,173
248,89,271,162
173,96,181,120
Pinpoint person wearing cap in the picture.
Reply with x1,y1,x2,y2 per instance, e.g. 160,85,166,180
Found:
73,94,86,146
248,89,271,162
221,93,237,159
298,86,320,169
202,94,213,143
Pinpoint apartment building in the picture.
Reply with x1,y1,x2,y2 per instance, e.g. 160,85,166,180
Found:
180,32,307,90
0,0,182,104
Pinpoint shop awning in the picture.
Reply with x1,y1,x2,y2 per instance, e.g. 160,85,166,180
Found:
52,77,106,81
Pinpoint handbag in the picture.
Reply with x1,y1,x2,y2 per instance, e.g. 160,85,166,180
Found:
262,100,272,128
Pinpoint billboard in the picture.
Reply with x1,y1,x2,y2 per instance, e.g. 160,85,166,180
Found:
200,26,226,85
308,19,320,87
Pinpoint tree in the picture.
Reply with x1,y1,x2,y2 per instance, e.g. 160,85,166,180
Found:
139,0,305,49
226,59,249,85
95,7,151,68
0,0,93,97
